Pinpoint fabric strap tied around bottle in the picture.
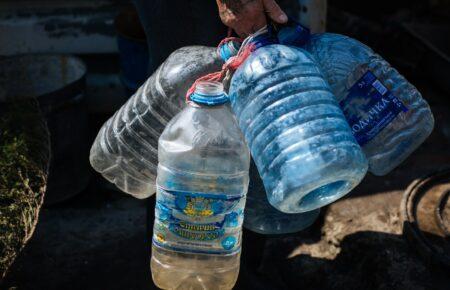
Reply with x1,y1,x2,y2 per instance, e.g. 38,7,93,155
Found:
186,26,278,102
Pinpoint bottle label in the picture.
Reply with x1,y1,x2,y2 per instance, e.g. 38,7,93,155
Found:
152,186,245,255
340,70,408,146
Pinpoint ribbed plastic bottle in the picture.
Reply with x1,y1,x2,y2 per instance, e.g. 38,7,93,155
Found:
245,159,320,234
218,37,320,234
229,39,368,214
151,81,250,290
304,33,435,175
90,46,222,198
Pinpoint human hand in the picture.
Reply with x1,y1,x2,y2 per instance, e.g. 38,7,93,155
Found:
216,0,288,38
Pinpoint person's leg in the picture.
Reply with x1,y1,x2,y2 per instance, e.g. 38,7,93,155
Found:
132,0,226,73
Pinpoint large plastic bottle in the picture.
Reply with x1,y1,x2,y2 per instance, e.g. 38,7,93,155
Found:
218,37,319,234
151,81,250,290
90,46,222,198
304,33,435,175
229,40,368,214
245,159,320,234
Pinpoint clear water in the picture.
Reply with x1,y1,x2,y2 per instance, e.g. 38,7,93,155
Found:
245,159,320,235
151,82,250,290
305,33,435,175
89,46,222,198
229,44,368,214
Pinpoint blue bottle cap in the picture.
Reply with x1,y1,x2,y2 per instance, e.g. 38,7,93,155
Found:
218,41,241,62
190,81,229,106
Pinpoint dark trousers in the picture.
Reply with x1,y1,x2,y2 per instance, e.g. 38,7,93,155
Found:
132,0,227,73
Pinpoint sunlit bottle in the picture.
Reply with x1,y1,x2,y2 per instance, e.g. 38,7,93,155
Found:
229,37,368,214
151,81,250,290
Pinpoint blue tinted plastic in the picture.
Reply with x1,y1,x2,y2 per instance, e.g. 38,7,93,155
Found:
229,44,368,213
305,33,434,175
244,159,320,234
277,21,311,47
190,92,229,105
218,41,240,62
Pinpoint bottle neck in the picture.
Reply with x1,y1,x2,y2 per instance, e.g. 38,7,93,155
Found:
190,81,229,106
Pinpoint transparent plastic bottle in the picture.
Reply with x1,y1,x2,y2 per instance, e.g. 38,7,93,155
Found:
229,43,368,214
304,33,435,175
244,159,320,234
90,46,222,198
151,81,250,290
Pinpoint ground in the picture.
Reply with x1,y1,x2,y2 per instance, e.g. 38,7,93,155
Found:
2,80,449,290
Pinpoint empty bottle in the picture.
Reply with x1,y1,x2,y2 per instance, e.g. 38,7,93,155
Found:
304,33,434,175
245,159,320,234
90,46,222,198
229,40,368,214
151,81,250,290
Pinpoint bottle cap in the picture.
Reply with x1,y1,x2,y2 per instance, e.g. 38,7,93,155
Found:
218,41,241,62
190,81,229,106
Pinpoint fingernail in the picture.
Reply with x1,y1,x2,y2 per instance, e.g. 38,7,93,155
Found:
279,14,288,22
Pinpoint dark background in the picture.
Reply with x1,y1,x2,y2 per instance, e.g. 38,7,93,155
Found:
1,0,449,289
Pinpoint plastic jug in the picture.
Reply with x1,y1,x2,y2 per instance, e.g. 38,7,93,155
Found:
90,46,222,198
229,40,368,214
151,81,250,290
304,33,434,175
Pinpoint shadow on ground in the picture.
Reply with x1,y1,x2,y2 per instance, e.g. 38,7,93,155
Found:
237,227,449,290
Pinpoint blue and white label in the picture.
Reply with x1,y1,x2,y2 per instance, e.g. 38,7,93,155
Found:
340,71,408,146
153,186,245,255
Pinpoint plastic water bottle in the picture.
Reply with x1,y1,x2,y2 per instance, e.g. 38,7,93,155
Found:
229,40,368,214
304,33,435,175
245,159,320,234
90,46,222,198
151,81,250,290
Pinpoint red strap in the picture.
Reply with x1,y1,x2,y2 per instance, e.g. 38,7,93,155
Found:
226,43,256,71
218,36,242,49
186,36,257,102
185,71,224,102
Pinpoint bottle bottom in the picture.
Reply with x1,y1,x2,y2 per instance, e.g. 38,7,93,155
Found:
367,117,435,176
279,179,352,213
90,133,156,198
298,180,351,209
267,148,368,214
151,246,240,290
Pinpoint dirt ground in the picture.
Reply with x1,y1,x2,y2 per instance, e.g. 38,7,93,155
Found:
2,80,450,290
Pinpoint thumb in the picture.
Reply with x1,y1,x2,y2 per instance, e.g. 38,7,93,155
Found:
262,0,288,24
